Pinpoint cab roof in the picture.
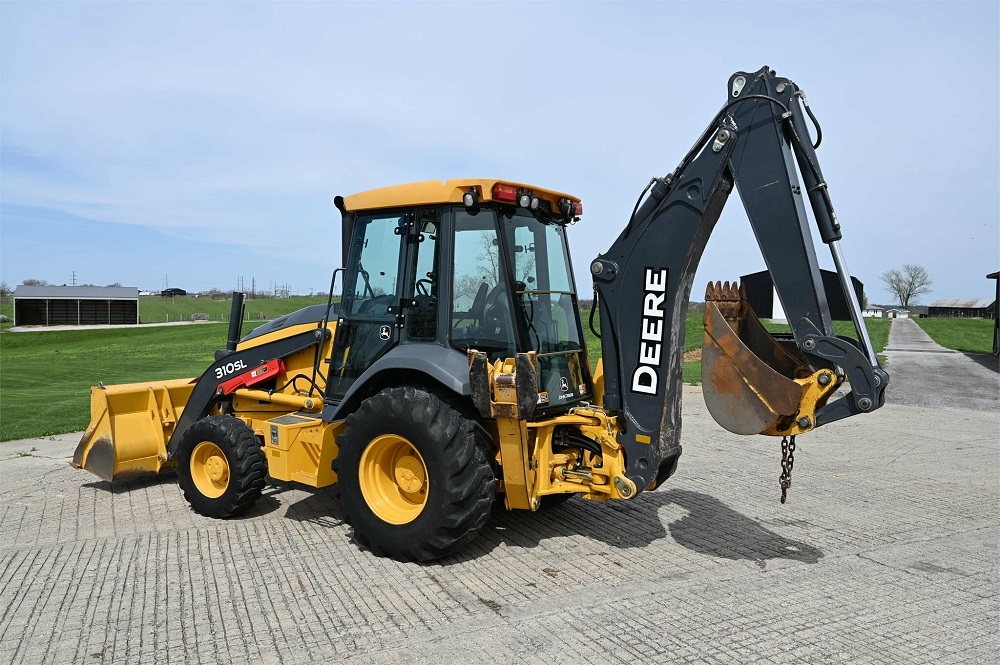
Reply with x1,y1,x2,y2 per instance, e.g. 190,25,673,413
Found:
342,178,580,212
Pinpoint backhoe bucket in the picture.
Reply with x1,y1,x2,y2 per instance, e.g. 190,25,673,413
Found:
71,379,195,482
701,281,813,435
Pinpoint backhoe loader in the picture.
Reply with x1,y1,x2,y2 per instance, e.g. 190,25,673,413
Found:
73,66,888,561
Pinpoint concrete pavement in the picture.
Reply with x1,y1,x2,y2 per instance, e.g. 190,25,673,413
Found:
885,317,1000,411
2,378,997,664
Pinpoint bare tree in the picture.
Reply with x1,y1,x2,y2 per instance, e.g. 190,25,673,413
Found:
880,264,932,308
22,278,48,286
454,274,487,301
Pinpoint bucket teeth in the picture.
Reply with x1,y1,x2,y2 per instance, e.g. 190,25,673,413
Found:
704,280,744,319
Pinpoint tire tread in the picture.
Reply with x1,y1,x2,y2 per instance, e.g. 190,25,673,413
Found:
334,387,496,562
178,415,266,518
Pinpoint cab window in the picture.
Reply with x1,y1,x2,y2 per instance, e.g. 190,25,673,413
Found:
450,208,515,357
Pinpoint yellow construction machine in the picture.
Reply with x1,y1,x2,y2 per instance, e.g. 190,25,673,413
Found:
73,67,888,561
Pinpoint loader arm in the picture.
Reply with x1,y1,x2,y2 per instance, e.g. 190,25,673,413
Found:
163,328,329,458
592,66,888,490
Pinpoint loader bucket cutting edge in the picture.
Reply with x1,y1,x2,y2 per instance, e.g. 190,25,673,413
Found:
71,378,196,482
701,281,809,435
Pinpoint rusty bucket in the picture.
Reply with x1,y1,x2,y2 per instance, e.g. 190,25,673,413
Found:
701,281,815,435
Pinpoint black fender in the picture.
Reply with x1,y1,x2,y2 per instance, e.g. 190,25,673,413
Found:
322,344,472,422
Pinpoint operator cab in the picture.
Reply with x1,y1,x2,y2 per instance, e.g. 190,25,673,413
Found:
329,179,591,412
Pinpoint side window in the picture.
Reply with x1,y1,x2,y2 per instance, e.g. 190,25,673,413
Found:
344,214,403,318
545,224,573,292
450,209,514,355
406,209,440,340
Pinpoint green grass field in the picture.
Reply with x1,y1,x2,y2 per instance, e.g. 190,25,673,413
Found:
138,295,333,323
1,305,892,442
0,323,250,441
915,317,995,354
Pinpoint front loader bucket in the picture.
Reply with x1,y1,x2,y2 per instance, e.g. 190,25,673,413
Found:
702,281,813,435
71,379,195,482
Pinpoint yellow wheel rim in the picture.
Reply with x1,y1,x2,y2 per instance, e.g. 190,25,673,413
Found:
190,441,230,499
359,434,428,525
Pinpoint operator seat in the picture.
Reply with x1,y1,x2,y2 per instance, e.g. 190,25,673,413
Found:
467,281,489,324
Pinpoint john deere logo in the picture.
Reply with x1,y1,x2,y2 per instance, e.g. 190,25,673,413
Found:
379,325,391,340
559,377,571,393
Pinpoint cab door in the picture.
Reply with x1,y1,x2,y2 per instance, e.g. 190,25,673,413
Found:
327,212,407,401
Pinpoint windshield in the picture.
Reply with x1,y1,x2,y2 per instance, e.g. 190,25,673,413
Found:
501,210,590,407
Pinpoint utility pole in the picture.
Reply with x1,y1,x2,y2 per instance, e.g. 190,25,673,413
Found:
71,271,77,286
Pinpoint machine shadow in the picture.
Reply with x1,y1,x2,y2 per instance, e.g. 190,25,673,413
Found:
279,483,345,529
84,473,284,519
82,472,178,494
963,352,999,374
85,474,822,568
663,489,823,568
459,488,823,568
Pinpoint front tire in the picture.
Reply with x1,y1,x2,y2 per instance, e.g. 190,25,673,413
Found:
335,387,497,562
177,415,266,518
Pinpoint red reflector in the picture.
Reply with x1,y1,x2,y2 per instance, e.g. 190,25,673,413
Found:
573,202,583,216
492,183,518,203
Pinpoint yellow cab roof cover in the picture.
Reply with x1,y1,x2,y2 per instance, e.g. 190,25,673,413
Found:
342,178,580,213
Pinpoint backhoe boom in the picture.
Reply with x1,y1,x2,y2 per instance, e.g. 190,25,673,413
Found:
592,66,888,491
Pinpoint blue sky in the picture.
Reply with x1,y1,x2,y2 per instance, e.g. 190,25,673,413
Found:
1,1,997,302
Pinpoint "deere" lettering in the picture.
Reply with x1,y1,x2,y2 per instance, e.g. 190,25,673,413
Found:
631,267,667,395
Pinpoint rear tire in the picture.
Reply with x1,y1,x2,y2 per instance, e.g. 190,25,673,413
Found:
178,415,266,518
335,386,496,562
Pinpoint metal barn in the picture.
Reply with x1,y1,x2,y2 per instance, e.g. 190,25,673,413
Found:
739,269,864,321
12,286,140,326
927,298,997,319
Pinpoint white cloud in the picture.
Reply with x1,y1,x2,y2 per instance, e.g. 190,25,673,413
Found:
2,2,997,299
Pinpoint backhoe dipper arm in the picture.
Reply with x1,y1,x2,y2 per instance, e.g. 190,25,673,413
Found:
592,66,888,491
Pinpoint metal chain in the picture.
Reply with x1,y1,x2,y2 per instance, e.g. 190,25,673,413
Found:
779,435,796,504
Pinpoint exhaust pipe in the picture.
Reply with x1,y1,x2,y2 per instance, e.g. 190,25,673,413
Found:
226,292,246,352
